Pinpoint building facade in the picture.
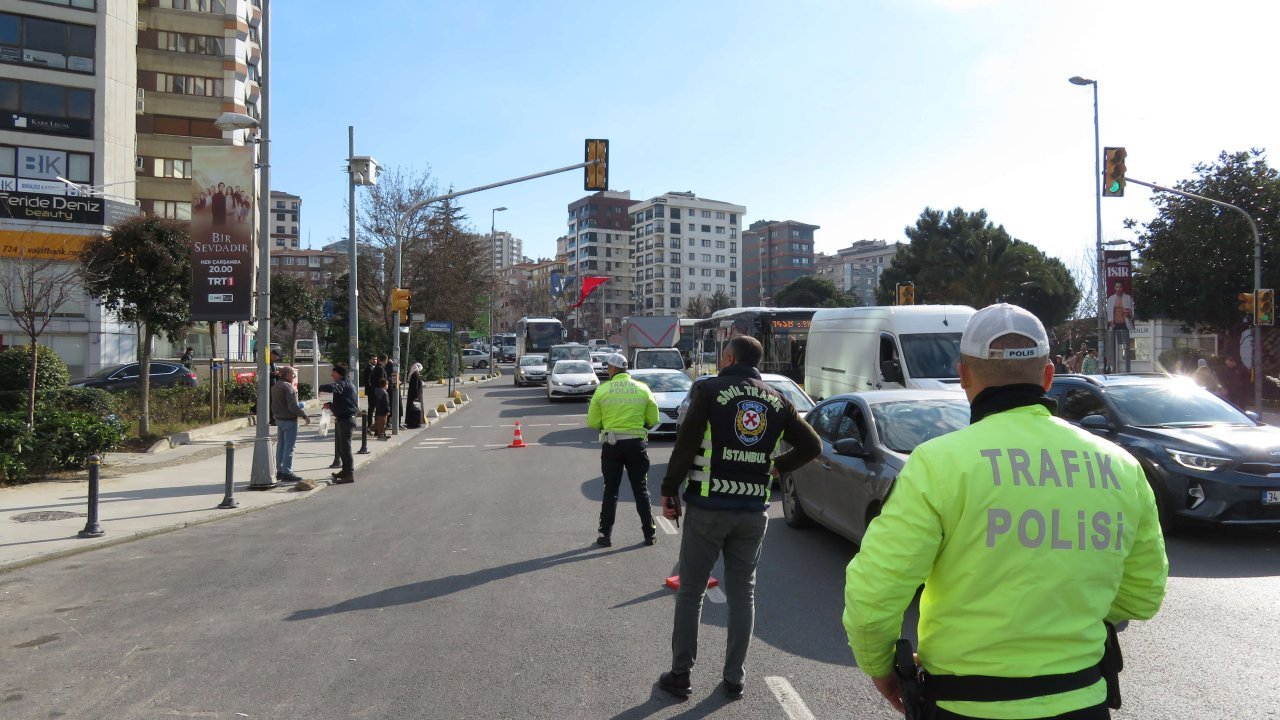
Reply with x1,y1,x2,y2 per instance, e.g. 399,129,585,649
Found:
741,219,818,306
0,0,141,376
559,190,634,337
629,191,745,316
814,239,904,305
269,189,299,249
483,230,521,275
135,0,263,220
268,247,339,288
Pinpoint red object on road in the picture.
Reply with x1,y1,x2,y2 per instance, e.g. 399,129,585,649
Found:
508,420,527,448
664,575,719,591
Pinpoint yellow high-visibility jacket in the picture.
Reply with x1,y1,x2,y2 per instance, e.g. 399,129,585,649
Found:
587,372,658,440
844,404,1168,719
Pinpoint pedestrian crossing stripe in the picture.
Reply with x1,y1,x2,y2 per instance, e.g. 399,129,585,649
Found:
709,478,766,496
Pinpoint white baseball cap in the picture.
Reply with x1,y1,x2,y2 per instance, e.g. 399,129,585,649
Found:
959,303,1050,360
605,353,628,369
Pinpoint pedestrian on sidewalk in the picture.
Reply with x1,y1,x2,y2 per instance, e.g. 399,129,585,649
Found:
271,365,311,483
180,346,194,370
371,378,390,440
586,353,659,548
319,365,359,484
384,353,401,424
657,336,821,701
365,354,384,401
404,362,424,429
1081,348,1101,375
1222,355,1251,409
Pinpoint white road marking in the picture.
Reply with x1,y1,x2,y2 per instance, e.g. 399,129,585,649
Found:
420,438,454,441
472,425,493,428
557,423,578,426
528,423,551,427
656,517,678,535
452,445,476,448
766,677,815,720
484,443,507,447
706,586,726,604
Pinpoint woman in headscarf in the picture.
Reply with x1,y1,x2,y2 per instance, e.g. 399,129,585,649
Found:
404,362,425,428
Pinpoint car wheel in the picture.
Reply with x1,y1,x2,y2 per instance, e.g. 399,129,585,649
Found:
478,360,488,369
781,473,814,528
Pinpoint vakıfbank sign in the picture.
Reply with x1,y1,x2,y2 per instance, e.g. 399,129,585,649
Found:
190,146,255,321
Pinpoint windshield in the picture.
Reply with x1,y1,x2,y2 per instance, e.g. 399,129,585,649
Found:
1107,382,1252,427
870,399,970,454
519,355,546,367
551,345,592,363
900,333,962,379
554,361,593,374
766,379,814,413
633,372,693,393
635,351,684,370
526,324,563,352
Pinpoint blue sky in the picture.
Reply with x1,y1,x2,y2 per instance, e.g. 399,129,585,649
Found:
269,0,1280,274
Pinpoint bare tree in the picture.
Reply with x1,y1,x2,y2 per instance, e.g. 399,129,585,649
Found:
0,235,84,426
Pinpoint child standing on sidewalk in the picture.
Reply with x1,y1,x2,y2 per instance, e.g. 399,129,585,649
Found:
371,378,391,440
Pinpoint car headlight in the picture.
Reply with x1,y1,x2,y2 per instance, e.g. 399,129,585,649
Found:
1165,449,1231,472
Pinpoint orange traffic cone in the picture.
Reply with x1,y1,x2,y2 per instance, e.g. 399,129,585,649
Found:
508,420,528,448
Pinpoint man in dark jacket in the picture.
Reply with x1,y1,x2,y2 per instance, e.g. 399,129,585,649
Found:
657,336,822,701
1222,355,1252,410
319,365,359,484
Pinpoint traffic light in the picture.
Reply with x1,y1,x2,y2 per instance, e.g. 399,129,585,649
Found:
896,282,915,306
1238,291,1256,319
1258,289,1275,326
584,139,609,191
1103,146,1127,197
391,287,410,326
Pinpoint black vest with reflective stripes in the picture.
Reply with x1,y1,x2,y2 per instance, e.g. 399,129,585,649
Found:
685,365,792,510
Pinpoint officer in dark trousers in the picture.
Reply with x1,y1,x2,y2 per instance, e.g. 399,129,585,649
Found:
658,336,821,701
587,353,660,547
319,365,359,485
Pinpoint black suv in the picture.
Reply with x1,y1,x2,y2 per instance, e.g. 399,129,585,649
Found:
1048,373,1280,528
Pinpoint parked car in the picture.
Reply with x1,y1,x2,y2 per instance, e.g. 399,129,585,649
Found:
70,362,198,391
781,390,970,544
515,354,548,386
1048,373,1280,528
676,373,815,432
547,360,598,401
462,348,490,369
628,369,693,437
590,352,610,379
293,339,317,361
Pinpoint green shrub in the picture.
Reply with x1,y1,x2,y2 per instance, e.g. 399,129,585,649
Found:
0,386,116,417
298,382,315,401
0,345,70,393
0,410,120,482
0,415,32,482
114,385,209,427
222,379,258,405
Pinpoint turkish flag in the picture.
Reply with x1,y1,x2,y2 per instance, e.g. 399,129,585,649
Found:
570,276,610,309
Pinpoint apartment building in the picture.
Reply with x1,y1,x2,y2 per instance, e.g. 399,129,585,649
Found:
559,190,634,336
135,0,262,220
482,229,521,274
741,219,818,306
814,239,904,305
629,191,745,316
0,0,140,375
268,247,339,288
269,189,299,249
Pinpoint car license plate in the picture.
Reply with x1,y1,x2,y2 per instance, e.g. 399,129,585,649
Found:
1264,490,1280,505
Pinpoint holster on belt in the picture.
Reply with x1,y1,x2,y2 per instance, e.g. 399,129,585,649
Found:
894,638,930,720
1101,620,1124,710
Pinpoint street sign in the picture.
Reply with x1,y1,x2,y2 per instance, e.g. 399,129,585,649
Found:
411,313,425,323
424,320,453,333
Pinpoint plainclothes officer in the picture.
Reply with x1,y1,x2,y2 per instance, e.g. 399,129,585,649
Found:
658,336,821,701
586,353,660,547
319,365,360,485
844,303,1168,720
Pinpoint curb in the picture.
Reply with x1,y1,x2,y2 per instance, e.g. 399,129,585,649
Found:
0,388,485,575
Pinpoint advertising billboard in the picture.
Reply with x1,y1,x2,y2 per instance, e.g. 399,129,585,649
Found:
190,146,255,321
1104,250,1134,332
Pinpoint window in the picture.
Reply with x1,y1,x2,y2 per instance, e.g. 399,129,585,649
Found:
687,267,695,276
791,229,801,238
811,401,848,442
291,202,299,209
701,269,711,277
703,283,712,291
1053,387,1109,423
716,211,726,220
138,114,223,139
275,225,285,234
155,31,225,56
276,213,284,221
670,207,681,220
670,223,681,234
145,157,192,179
154,72,224,98
645,208,653,221
730,271,737,281
0,79,93,137
146,200,191,220
715,227,726,235
730,242,737,253
716,255,725,263
730,259,737,268
701,254,711,262
715,270,725,277
0,13,96,73
701,210,711,218
162,0,228,12
701,225,711,233
653,205,664,218
702,239,711,248
28,0,96,9
716,240,725,249
0,144,92,185
729,214,737,225
284,256,295,265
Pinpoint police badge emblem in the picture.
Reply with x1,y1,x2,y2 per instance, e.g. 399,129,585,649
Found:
735,399,767,446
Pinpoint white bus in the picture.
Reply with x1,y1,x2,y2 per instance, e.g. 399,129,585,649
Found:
514,317,566,361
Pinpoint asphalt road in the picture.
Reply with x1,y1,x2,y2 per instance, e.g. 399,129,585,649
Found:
1,373,1278,719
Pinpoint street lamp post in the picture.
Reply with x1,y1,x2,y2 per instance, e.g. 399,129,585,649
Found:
1069,75,1107,369
490,206,507,354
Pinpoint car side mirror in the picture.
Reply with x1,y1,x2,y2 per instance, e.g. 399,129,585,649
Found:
880,360,904,385
1245,410,1261,423
1080,414,1113,433
833,437,869,458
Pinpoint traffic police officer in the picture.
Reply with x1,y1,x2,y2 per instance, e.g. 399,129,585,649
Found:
844,303,1168,719
658,336,821,701
587,353,660,547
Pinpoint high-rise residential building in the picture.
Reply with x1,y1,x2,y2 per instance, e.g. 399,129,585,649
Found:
629,191,745,316
559,190,634,338
268,247,340,289
814,239,904,305
135,0,263,220
741,219,818,306
0,0,141,376
269,189,299,250
484,230,522,274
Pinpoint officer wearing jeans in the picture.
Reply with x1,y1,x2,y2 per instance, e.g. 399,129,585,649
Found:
659,336,821,701
843,304,1168,719
587,353,659,547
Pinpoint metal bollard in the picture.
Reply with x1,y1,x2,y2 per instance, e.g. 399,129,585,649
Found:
217,441,239,509
77,455,104,538
357,409,370,454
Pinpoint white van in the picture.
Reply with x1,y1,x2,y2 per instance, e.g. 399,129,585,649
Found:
804,305,976,400
293,338,317,361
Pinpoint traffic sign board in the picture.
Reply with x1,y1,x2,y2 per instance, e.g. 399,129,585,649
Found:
424,320,453,333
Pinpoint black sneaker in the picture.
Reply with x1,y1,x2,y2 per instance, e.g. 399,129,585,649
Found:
596,534,612,547
644,536,657,546
722,679,744,700
658,671,691,699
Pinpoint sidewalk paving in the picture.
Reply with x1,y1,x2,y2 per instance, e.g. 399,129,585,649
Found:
0,373,499,574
